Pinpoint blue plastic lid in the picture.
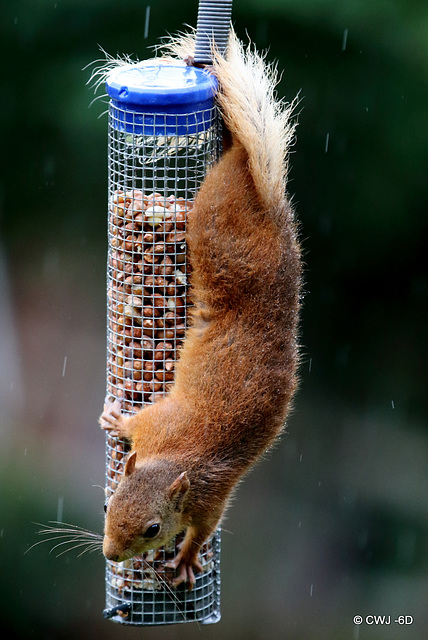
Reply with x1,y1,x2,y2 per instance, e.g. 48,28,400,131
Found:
106,62,218,135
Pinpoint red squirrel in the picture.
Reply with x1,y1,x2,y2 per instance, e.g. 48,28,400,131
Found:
99,30,302,589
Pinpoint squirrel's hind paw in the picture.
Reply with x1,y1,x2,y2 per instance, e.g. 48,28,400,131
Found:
165,554,204,591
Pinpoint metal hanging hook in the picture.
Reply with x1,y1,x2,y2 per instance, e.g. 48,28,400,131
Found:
194,0,233,64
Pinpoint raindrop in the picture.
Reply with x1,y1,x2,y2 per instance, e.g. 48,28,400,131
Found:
324,132,330,153
309,583,314,597
391,400,395,410
342,28,348,52
144,6,151,39
308,358,312,373
62,356,68,378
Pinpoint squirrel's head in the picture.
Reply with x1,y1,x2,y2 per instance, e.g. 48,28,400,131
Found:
103,452,190,562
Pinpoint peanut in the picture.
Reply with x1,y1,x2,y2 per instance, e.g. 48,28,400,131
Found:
107,189,192,417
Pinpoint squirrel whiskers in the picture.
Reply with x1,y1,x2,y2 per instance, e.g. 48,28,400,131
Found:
99,29,302,589
26,522,104,558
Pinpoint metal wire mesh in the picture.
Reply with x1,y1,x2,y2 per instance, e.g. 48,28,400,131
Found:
104,101,222,625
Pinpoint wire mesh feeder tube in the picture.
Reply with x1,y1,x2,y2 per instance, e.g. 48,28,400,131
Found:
103,62,221,626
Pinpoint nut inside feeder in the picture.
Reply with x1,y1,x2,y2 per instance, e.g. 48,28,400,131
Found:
103,61,221,625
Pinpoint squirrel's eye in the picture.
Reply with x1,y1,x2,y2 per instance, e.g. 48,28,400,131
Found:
143,523,160,539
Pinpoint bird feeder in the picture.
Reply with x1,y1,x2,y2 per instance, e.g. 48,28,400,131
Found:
102,0,232,626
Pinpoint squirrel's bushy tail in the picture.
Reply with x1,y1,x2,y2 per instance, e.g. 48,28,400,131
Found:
161,29,296,214
212,31,296,213
161,28,300,314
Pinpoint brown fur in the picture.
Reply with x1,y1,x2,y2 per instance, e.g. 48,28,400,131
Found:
100,31,302,588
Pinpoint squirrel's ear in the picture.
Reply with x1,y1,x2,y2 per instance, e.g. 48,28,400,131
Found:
124,451,137,476
168,471,190,511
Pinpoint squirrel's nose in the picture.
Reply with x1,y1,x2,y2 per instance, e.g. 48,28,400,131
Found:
103,536,121,562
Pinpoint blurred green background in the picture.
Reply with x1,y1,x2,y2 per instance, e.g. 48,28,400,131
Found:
1,0,427,638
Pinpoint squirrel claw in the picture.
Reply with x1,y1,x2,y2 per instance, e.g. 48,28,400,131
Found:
165,556,204,591
99,399,126,437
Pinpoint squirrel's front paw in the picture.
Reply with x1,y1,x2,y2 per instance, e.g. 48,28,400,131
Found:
99,399,129,438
